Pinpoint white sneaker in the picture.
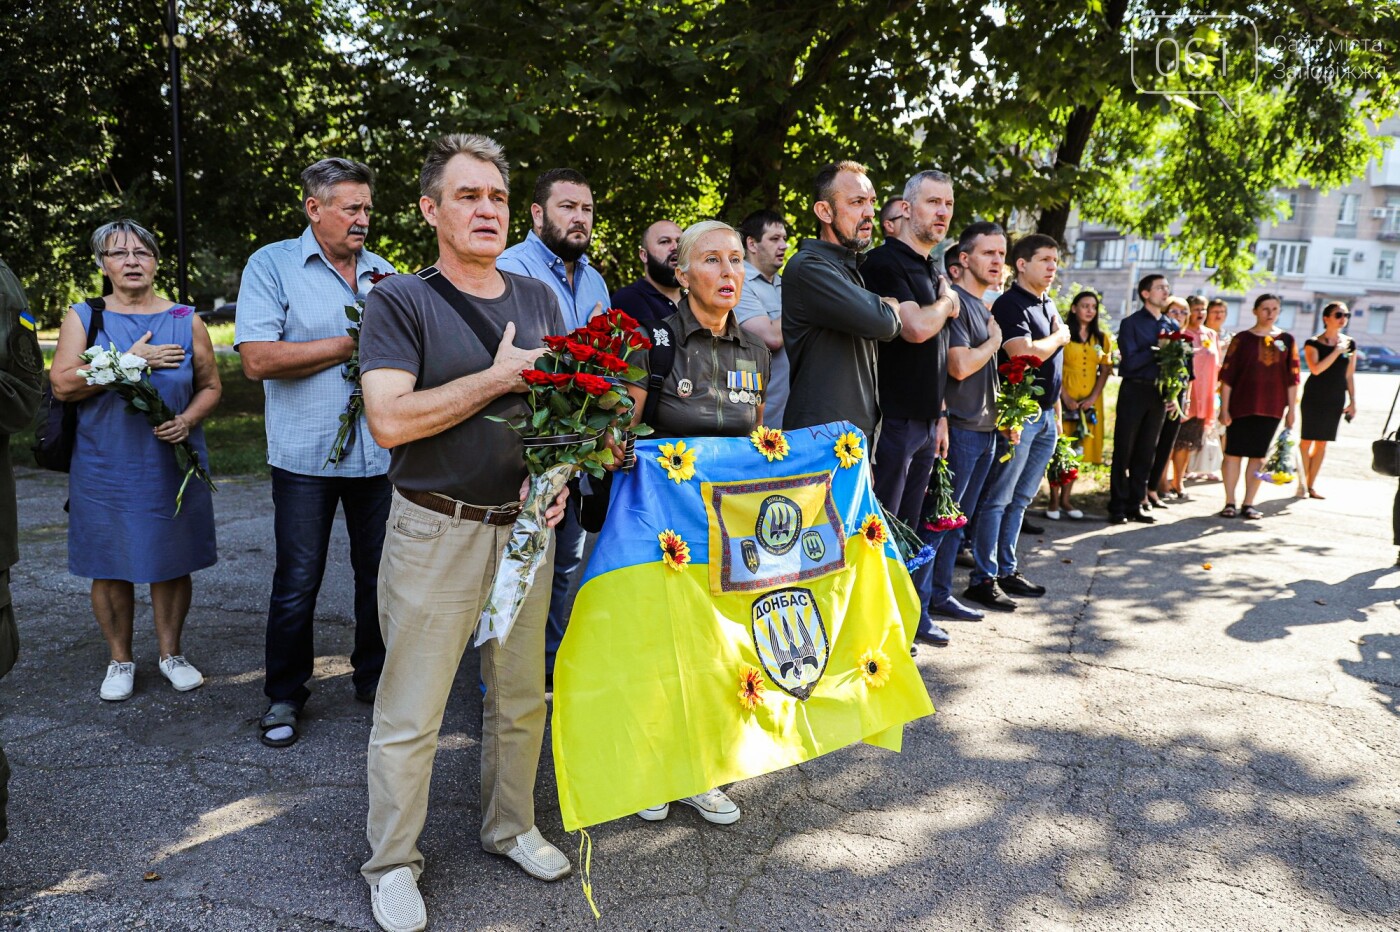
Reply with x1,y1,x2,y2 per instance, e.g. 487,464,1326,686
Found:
100,661,135,701
370,866,426,932
504,826,571,881
678,787,741,825
158,655,204,692
637,803,670,821
1044,509,1062,521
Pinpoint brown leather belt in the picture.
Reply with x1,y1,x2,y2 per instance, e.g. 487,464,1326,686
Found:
396,488,521,526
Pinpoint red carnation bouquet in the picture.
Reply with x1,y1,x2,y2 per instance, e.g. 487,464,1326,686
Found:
994,354,1045,462
1156,330,1194,404
1045,433,1081,487
478,309,654,644
921,457,968,535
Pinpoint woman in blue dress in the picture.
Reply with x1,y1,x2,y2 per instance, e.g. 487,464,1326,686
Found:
50,220,221,702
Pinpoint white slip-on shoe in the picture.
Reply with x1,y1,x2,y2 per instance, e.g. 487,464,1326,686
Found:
505,826,571,881
1066,508,1085,520
100,661,135,701
637,803,669,821
1044,509,1062,521
158,655,204,692
371,866,426,932
678,787,741,825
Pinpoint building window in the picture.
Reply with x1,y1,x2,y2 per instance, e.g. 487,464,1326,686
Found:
1330,249,1350,277
1337,193,1359,225
1277,302,1301,329
1385,197,1400,235
1381,252,1396,281
1223,300,1242,329
1368,306,1392,335
1283,192,1300,218
1260,241,1308,276
1139,239,1177,269
1074,237,1124,270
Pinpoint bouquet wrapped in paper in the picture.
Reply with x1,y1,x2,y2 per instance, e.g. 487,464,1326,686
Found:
76,343,216,514
1046,433,1081,487
1256,428,1297,485
994,354,1044,462
477,310,653,645
921,456,968,535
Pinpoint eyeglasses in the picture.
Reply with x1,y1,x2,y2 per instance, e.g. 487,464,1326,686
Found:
102,248,155,262
1330,312,1351,319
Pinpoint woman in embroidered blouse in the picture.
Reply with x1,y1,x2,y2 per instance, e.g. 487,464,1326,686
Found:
1167,297,1220,499
1050,291,1112,520
1217,294,1300,519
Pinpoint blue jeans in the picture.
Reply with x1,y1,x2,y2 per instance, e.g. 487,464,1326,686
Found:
872,416,942,525
971,412,1058,585
914,428,998,622
266,467,390,706
544,495,586,676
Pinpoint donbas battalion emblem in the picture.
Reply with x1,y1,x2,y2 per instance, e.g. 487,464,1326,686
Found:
750,587,829,700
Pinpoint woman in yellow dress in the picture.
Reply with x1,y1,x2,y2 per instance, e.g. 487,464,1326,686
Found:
1050,291,1113,520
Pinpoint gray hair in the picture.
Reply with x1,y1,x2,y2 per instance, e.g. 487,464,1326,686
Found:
300,158,375,204
902,169,953,203
676,220,742,273
90,218,160,266
420,133,510,202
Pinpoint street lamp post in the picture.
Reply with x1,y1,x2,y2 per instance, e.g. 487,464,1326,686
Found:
165,0,188,305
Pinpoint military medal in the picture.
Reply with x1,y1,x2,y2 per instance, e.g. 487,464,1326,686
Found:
677,378,693,398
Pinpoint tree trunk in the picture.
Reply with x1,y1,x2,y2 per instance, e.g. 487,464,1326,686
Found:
1036,99,1103,245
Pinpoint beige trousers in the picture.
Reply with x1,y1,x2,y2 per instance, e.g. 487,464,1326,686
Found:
362,490,553,884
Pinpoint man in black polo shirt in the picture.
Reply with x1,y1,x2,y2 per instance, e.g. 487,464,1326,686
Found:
964,233,1068,612
611,219,682,322
864,170,959,645
783,160,952,440
1109,273,1179,524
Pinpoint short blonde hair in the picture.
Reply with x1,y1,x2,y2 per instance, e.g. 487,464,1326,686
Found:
676,220,742,273
1164,295,1189,312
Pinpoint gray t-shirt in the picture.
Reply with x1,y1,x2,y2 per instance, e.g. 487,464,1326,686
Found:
359,270,565,505
944,284,997,433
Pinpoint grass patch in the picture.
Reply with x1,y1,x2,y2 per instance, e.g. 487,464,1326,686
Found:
205,322,236,346
11,352,270,478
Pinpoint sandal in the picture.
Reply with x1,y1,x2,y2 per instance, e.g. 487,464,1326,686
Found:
1242,505,1263,520
1218,505,1238,518
259,701,300,748
1309,489,1326,500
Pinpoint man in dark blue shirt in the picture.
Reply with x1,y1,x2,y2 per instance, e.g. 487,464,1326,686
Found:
964,234,1068,612
611,220,683,322
1109,274,1179,523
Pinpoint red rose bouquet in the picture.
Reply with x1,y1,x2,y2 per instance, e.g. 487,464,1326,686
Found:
1046,433,1081,487
478,309,654,644
994,354,1045,462
1156,330,1194,403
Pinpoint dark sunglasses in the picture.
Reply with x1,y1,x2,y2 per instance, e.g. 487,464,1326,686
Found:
1330,311,1352,319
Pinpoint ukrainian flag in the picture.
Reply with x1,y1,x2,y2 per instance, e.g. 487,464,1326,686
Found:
553,421,935,831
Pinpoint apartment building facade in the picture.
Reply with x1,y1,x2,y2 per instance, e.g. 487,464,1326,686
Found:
1064,117,1400,347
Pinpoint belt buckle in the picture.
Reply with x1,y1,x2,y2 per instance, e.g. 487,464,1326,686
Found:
484,503,522,524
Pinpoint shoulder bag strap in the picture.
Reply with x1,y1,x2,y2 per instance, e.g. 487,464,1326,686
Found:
416,266,501,356
1383,380,1400,440
84,296,106,346
642,320,676,427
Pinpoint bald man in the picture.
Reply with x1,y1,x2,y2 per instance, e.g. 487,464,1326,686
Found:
611,220,683,322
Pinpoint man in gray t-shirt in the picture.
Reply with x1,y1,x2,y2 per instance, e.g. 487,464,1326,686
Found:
356,134,574,929
912,223,1005,629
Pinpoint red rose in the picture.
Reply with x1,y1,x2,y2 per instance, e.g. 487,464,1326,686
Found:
572,372,612,396
606,309,639,331
1006,369,1025,384
627,331,653,350
595,352,629,374
565,340,597,363
588,315,612,334
369,271,395,284
542,335,570,353
521,369,554,386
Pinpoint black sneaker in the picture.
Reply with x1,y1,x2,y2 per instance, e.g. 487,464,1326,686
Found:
1021,517,1046,535
998,572,1046,597
1129,511,1157,524
1108,514,1127,525
963,579,1018,612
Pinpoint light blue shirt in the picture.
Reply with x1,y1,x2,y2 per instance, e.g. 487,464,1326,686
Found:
234,226,394,477
734,260,788,428
498,230,610,331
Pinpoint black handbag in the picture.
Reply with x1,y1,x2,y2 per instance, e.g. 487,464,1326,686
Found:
32,298,105,472
1372,380,1400,477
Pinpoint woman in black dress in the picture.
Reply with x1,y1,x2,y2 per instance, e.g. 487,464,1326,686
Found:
1298,302,1358,499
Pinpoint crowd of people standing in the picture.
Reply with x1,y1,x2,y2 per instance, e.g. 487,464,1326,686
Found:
1,136,1367,932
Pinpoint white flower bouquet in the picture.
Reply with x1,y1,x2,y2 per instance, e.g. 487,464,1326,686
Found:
77,343,216,514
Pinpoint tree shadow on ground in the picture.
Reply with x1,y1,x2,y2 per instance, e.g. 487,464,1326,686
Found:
1225,567,1400,643
1338,632,1400,718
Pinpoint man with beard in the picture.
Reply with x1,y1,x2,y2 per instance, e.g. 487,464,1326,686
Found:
783,160,949,441
611,220,683,322
498,168,610,331
862,170,960,646
734,209,790,427
499,168,610,684
237,158,396,747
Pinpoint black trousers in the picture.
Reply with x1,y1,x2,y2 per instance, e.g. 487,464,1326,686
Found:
1393,480,1400,546
1149,412,1182,492
1109,379,1168,518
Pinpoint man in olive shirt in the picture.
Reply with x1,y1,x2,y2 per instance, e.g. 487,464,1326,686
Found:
782,160,951,439
358,134,572,932
0,257,43,844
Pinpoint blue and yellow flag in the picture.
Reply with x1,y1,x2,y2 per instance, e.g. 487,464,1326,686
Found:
553,421,935,831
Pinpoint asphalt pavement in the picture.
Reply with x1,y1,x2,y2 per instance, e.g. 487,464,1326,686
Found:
1,373,1397,931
